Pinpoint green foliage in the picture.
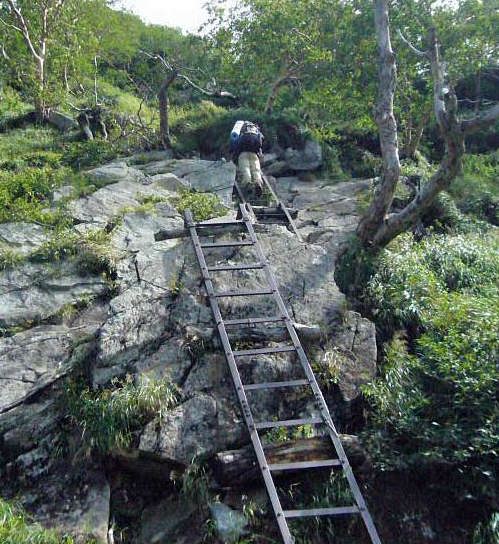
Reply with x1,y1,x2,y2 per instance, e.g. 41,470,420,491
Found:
170,102,305,157
61,140,121,170
172,188,226,221
448,152,498,225
0,248,24,270
65,375,179,455
0,166,69,224
179,457,211,506
0,87,31,124
29,228,116,277
0,127,60,161
362,231,499,500
0,498,88,544
472,513,499,544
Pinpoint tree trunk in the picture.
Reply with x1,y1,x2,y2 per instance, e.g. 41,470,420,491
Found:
404,107,431,159
158,71,177,149
77,112,94,140
356,0,401,247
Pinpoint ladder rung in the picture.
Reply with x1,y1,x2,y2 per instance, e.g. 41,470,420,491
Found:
224,316,285,326
213,288,274,298
195,220,244,227
255,417,323,430
207,263,264,272
233,346,296,357
200,241,253,248
284,506,360,518
269,459,342,471
244,379,308,391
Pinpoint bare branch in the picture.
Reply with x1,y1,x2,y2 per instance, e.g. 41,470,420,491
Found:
141,50,173,71
176,72,235,99
3,0,42,62
0,15,23,34
397,29,428,58
0,42,9,60
461,103,499,134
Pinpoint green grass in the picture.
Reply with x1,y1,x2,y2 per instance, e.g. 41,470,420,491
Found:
0,498,91,544
64,375,179,455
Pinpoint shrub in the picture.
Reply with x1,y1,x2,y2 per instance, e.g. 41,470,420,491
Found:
0,166,70,224
170,102,305,157
65,375,179,455
172,188,227,221
362,231,499,501
0,498,82,544
61,140,121,170
449,152,498,225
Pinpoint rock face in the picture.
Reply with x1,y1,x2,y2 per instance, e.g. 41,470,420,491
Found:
0,222,49,255
0,261,109,328
0,151,377,542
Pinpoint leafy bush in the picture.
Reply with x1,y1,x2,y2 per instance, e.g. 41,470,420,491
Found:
366,232,499,331
362,231,498,501
170,102,305,157
0,166,70,223
0,498,83,544
449,152,498,225
65,375,179,455
172,188,227,221
0,87,31,124
61,140,121,170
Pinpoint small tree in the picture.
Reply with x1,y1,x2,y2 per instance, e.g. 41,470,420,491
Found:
357,0,499,250
142,52,236,149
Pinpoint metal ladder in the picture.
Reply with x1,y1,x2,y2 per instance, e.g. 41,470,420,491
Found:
234,174,302,241
185,204,381,544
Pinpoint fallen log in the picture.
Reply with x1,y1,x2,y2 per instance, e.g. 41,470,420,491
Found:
211,435,369,487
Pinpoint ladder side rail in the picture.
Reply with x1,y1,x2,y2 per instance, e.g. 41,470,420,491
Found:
184,209,295,544
261,174,303,242
241,206,382,544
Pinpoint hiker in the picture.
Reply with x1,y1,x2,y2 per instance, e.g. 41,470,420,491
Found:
230,120,264,194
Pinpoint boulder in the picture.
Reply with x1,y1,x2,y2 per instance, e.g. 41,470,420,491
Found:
135,158,236,206
209,502,247,543
86,161,146,185
284,139,322,171
0,262,109,328
52,185,75,202
328,311,377,403
0,222,49,256
47,111,78,132
0,326,74,413
69,178,174,226
139,393,245,464
263,160,289,177
139,495,201,544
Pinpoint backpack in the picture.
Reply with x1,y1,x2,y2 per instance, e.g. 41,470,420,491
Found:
237,122,263,153
229,120,245,153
